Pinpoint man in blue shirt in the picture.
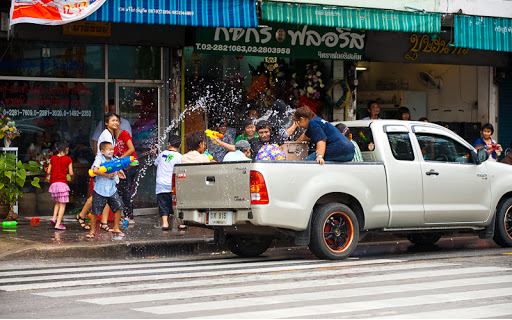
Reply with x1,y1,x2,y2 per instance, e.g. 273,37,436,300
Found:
223,140,251,162
88,141,126,238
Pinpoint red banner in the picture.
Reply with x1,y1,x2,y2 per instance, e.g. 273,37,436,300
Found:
10,0,107,26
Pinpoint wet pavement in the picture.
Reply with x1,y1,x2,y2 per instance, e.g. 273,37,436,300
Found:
0,212,216,261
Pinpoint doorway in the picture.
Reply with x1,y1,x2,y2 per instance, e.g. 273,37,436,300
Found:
116,83,162,208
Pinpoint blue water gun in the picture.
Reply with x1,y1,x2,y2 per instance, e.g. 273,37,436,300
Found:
89,156,138,177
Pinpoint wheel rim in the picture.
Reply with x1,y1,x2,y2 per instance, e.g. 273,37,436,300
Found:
322,211,354,253
505,206,512,239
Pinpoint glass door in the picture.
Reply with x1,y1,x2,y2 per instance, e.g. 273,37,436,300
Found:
116,83,161,208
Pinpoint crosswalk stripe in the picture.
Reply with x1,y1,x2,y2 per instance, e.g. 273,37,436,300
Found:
35,261,452,298
378,302,512,319
82,272,512,306
0,257,278,277
0,258,401,291
133,270,512,318
186,287,512,319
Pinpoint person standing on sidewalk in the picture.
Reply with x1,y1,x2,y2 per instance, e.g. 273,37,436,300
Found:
75,112,120,231
47,141,74,230
154,134,182,231
87,141,125,238
115,128,138,224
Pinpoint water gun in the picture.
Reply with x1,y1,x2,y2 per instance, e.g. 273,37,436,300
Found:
359,131,368,143
2,221,17,227
205,129,224,140
204,151,214,161
487,143,501,151
89,156,138,177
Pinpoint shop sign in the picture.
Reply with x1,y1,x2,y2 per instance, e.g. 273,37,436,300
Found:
10,0,107,26
195,23,365,60
62,21,111,37
404,34,469,61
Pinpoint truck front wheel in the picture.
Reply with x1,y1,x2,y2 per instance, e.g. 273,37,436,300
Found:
226,235,273,257
309,203,359,260
493,198,512,247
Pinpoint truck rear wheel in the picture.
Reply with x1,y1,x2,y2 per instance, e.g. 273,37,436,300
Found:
309,203,359,260
406,233,441,246
226,235,273,257
493,198,512,247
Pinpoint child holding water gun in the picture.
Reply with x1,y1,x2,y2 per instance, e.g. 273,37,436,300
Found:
154,134,183,231
87,141,126,238
474,123,503,161
47,141,73,230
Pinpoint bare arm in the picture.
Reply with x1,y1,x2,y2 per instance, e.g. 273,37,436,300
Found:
212,138,236,152
286,122,298,137
316,140,326,165
296,132,311,142
68,163,74,180
92,140,98,156
120,138,135,158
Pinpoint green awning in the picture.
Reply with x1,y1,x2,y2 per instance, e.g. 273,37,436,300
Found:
261,2,441,33
455,15,512,52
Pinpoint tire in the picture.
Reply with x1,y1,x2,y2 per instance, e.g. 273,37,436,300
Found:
309,203,359,260
407,233,442,246
226,235,272,257
493,198,512,247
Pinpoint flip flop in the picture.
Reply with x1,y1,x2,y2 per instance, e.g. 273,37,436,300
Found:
99,222,111,232
76,215,90,230
112,231,125,237
86,233,95,239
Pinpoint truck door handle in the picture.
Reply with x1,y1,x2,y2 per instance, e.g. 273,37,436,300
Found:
425,170,439,176
206,176,215,182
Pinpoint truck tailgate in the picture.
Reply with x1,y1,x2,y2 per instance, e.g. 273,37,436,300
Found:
175,162,251,209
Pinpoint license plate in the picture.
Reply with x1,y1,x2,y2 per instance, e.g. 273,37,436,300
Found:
207,211,232,226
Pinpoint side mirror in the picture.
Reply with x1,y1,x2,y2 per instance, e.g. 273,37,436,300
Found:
474,148,489,164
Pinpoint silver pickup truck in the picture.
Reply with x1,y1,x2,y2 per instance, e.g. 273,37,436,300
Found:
173,120,512,260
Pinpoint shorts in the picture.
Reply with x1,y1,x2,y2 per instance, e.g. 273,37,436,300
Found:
157,193,174,217
48,182,70,203
92,191,123,215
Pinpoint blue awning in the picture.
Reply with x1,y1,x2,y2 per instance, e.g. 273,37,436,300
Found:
455,15,512,52
85,0,258,28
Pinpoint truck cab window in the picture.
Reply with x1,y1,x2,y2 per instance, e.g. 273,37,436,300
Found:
387,133,414,161
416,133,473,163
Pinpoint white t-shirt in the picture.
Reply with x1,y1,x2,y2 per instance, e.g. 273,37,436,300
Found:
154,150,182,194
97,129,116,155
92,117,132,142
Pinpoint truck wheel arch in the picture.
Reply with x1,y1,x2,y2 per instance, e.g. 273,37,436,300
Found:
314,192,365,232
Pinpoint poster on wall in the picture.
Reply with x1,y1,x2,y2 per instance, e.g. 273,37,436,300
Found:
10,0,107,26
195,22,365,60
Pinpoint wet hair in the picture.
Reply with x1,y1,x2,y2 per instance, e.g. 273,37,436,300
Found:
56,140,69,153
168,134,181,148
335,123,350,137
418,117,429,122
475,143,486,150
396,107,410,120
482,123,494,135
235,140,251,152
186,131,205,151
256,120,272,132
99,141,112,151
104,112,120,126
293,106,317,121
243,119,255,129
367,100,378,110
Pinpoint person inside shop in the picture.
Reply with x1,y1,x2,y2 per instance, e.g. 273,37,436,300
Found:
473,123,503,161
91,99,132,156
500,140,512,165
418,117,429,122
294,106,354,165
362,100,381,120
396,107,411,120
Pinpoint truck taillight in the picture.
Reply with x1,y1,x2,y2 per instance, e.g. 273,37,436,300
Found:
171,173,176,206
250,170,269,205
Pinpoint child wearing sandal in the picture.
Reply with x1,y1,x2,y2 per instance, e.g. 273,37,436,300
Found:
87,141,126,238
47,141,73,230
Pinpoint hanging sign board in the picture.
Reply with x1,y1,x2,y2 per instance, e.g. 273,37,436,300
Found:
10,0,107,26
195,22,365,60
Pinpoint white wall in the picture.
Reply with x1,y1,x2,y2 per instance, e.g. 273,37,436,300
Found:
439,0,512,18
357,62,490,122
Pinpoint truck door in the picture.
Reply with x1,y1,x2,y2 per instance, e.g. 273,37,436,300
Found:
413,127,491,223
384,125,425,227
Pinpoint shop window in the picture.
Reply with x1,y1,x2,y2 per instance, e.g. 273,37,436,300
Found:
0,41,103,79
1,80,104,214
108,45,161,80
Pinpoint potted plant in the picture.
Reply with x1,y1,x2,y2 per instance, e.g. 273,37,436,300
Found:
0,152,42,219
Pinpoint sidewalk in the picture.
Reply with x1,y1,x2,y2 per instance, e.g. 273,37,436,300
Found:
0,212,216,261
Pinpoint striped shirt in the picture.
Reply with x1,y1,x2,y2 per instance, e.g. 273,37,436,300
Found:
351,140,364,162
